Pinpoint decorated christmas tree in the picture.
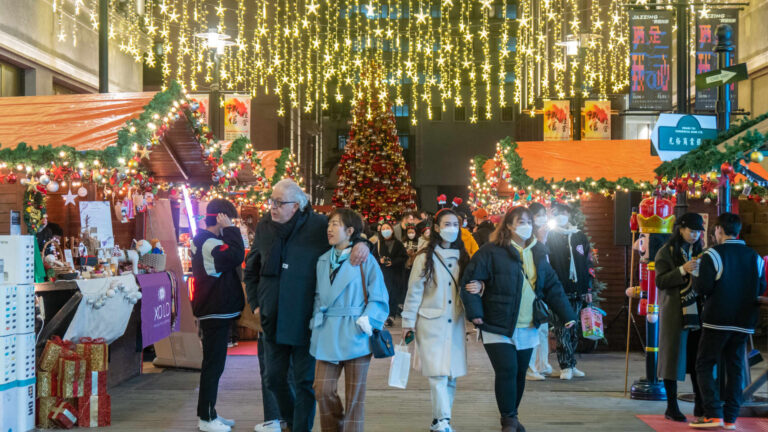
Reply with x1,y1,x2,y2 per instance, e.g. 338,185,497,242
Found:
333,65,417,222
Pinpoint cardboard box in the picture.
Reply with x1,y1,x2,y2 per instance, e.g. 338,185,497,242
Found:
16,285,34,334
15,382,35,432
15,332,35,382
0,236,35,285
0,335,17,386
1,284,18,337
0,387,17,431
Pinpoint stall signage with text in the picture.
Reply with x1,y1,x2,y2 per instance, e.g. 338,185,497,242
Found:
651,114,717,161
629,10,673,111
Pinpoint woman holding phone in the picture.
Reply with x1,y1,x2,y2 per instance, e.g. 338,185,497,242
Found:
401,209,470,432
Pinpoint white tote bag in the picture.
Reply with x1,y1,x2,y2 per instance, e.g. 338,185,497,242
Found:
388,341,411,389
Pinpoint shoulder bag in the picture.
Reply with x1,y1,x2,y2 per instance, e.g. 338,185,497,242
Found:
521,269,550,325
360,265,395,358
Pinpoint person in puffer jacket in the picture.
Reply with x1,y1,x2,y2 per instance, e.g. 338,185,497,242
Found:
190,199,245,432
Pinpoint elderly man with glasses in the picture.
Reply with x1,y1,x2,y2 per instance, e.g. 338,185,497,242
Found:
244,179,370,432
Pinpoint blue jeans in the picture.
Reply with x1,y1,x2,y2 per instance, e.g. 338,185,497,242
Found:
263,338,316,431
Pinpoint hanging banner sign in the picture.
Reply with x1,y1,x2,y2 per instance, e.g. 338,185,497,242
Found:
583,100,611,140
188,94,210,126
224,94,251,140
695,10,738,111
629,10,673,111
543,100,571,141
651,114,718,161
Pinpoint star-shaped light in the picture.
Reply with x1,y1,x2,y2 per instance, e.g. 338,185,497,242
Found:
415,10,428,24
306,2,319,14
63,188,77,206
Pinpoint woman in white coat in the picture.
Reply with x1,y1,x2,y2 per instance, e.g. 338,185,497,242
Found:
402,209,471,432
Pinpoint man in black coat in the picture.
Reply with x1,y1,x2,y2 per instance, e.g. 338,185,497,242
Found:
690,213,766,429
243,179,370,432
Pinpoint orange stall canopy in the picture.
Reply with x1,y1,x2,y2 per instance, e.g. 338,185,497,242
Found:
0,92,156,151
483,139,661,183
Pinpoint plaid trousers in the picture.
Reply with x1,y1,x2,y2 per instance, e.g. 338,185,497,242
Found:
313,354,372,432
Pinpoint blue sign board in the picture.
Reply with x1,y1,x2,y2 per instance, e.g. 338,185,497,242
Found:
651,114,718,161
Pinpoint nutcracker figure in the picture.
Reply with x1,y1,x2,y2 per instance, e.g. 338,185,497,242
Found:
629,196,675,400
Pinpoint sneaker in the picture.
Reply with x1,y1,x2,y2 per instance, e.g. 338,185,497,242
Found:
542,364,553,375
526,368,546,381
572,367,585,377
723,422,736,430
227,341,236,348
254,420,282,432
689,417,724,428
560,368,573,380
199,418,232,432
430,418,453,432
216,416,235,427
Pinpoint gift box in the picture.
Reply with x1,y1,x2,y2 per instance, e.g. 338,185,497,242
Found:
57,352,86,398
76,395,111,427
37,370,59,398
36,396,58,428
39,336,75,372
581,306,606,341
48,400,78,429
84,370,107,396
75,337,108,372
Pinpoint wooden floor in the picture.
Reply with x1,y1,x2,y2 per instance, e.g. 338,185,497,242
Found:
99,327,768,432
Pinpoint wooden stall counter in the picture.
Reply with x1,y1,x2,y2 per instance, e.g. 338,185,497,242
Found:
35,277,143,389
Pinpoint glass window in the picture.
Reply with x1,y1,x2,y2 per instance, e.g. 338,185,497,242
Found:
0,61,22,97
454,106,466,122
398,135,409,149
393,104,409,117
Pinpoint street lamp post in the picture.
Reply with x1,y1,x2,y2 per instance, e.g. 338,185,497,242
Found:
194,29,235,139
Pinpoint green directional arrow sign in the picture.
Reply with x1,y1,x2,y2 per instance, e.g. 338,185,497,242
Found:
696,63,748,90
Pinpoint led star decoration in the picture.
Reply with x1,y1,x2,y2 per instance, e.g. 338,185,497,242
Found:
63,188,77,206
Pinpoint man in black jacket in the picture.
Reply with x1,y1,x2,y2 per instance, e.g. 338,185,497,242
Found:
690,213,766,429
546,203,594,380
190,199,245,432
243,179,370,432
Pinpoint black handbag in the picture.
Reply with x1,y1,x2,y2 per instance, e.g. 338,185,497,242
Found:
360,266,395,358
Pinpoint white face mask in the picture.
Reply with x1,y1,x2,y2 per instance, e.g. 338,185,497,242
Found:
516,225,533,241
407,232,416,240
439,227,459,243
534,216,548,227
381,229,393,239
556,215,570,227
462,220,468,228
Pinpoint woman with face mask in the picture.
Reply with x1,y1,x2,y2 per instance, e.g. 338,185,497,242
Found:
654,213,706,422
460,207,576,432
401,210,470,432
546,203,595,380
373,221,410,326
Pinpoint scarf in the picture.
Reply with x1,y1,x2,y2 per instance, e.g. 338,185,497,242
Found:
329,247,351,283
261,211,300,277
678,243,701,330
511,238,538,286
555,226,580,283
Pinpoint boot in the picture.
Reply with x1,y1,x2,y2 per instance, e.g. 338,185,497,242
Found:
501,416,517,432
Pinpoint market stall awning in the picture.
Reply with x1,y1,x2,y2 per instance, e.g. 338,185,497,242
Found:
484,139,661,182
0,92,155,151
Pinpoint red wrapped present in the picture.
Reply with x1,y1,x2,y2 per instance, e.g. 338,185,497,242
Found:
57,352,86,398
75,337,108,372
84,370,107,396
48,400,78,429
36,396,58,428
37,370,59,398
39,336,75,372
76,395,111,427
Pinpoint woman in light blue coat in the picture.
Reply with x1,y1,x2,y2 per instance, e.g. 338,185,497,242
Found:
310,208,389,432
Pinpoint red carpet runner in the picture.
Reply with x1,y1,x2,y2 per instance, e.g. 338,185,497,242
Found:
226,341,259,356
637,415,768,431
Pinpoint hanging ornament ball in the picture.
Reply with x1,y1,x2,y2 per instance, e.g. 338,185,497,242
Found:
20,178,29,185
39,174,51,185
708,171,719,181
46,181,60,193
77,186,88,197
7,173,17,184
704,197,712,204
750,151,764,163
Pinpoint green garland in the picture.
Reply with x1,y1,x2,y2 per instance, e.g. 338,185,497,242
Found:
271,147,292,186
23,186,47,234
472,155,489,187
655,112,768,178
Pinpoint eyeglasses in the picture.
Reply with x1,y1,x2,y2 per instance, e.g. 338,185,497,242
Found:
268,198,296,208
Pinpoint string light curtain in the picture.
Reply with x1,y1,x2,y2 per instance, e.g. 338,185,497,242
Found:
52,0,639,120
